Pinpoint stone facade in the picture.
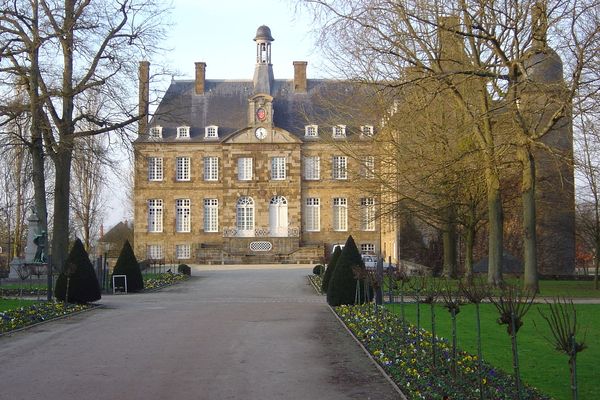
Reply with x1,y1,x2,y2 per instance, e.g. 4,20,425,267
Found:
133,26,380,264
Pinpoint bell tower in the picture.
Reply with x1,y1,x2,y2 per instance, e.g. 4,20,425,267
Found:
253,25,275,95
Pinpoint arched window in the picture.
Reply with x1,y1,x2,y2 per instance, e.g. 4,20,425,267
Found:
236,197,255,236
269,196,288,237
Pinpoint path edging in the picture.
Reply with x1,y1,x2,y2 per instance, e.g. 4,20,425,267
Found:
327,303,408,399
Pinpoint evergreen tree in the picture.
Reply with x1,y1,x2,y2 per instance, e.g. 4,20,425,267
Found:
112,240,144,292
327,236,370,306
321,246,342,293
55,238,101,303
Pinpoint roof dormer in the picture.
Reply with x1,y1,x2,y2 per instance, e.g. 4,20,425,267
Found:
205,125,219,139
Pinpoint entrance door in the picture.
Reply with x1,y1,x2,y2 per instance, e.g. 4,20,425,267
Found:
269,196,288,237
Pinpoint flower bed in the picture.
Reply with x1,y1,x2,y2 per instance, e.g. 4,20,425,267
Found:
335,304,550,400
0,302,92,334
143,273,188,291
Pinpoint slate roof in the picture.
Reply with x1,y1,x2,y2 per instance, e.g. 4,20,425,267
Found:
138,78,379,143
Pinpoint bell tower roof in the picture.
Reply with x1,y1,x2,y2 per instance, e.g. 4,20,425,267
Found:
254,25,274,42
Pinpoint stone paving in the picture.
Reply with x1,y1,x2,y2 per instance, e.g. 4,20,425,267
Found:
0,266,401,400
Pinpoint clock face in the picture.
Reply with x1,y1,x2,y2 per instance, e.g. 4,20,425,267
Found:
256,108,266,121
255,127,267,140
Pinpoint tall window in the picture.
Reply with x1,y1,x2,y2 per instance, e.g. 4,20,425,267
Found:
332,125,346,138
148,244,163,259
204,198,219,232
204,157,219,181
271,157,286,180
332,156,347,180
177,126,190,139
305,125,318,137
147,199,163,232
361,198,376,231
304,198,320,232
236,197,255,234
176,157,191,181
303,156,320,180
333,197,348,231
148,157,163,181
238,157,253,181
360,156,375,179
176,244,191,259
176,199,191,232
205,125,219,138
149,126,162,138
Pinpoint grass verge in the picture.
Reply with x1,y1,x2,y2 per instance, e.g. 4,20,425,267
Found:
389,302,598,400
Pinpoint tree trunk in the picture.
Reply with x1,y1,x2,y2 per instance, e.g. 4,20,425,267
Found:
521,147,539,293
51,144,73,272
487,168,504,286
443,218,458,278
464,224,475,283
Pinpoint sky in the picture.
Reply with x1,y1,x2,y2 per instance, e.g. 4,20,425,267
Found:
162,0,325,80
104,0,324,228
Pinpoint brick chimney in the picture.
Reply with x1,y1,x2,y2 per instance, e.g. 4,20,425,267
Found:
195,62,207,95
293,61,307,93
138,61,150,135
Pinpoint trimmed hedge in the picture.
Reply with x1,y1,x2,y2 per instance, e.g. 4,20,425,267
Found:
312,264,325,275
55,239,101,303
327,235,370,306
321,246,342,293
178,264,191,276
112,240,144,292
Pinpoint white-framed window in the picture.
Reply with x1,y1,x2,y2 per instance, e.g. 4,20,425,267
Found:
333,197,348,231
361,125,374,136
176,156,191,181
147,244,164,259
204,198,219,232
205,125,219,138
332,156,348,180
305,125,319,137
304,197,320,232
271,156,286,180
204,156,219,181
303,156,320,180
177,126,190,139
148,157,163,181
176,244,191,259
361,197,376,231
236,196,255,233
332,125,346,138
176,199,191,232
360,156,375,179
238,157,253,181
149,126,162,138
361,243,375,254
147,199,163,232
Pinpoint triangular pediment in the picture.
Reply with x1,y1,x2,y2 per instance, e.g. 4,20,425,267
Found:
224,126,302,144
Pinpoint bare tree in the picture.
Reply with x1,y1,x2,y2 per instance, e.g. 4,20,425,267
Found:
301,0,599,290
70,135,107,252
0,0,170,272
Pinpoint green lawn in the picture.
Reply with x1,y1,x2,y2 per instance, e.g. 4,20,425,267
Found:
388,302,599,400
0,298,38,311
384,277,600,298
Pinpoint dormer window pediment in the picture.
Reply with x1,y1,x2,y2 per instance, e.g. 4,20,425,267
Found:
149,126,162,139
332,125,346,138
177,126,190,139
205,125,219,139
305,125,319,137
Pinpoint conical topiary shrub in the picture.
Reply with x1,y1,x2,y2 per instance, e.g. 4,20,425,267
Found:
327,235,370,306
321,246,342,293
55,238,101,303
112,240,144,292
